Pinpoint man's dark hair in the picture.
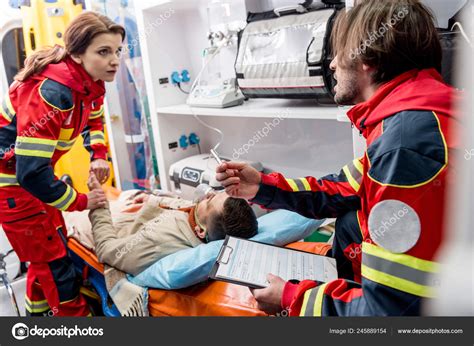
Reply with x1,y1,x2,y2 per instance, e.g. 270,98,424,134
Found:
207,198,258,241
332,0,442,84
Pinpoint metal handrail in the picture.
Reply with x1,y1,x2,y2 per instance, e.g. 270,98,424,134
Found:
0,249,21,316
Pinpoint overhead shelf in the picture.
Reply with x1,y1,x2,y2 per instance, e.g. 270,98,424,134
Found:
157,99,351,121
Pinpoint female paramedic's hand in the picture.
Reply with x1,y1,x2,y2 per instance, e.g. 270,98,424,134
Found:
90,159,110,184
215,161,261,200
86,189,107,210
250,274,286,316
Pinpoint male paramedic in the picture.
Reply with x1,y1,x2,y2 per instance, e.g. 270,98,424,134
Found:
216,0,461,316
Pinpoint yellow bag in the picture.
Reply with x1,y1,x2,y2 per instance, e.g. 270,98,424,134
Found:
20,0,84,56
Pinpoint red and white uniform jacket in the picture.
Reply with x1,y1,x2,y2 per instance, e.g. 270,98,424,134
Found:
0,56,107,214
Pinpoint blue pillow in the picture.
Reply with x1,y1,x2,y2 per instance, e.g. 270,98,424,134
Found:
127,209,325,289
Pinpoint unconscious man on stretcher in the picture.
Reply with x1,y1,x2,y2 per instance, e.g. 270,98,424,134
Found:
85,172,258,276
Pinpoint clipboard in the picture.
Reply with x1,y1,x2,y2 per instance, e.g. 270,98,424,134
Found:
209,236,337,289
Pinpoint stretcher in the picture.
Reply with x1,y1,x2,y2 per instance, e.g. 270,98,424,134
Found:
67,237,331,317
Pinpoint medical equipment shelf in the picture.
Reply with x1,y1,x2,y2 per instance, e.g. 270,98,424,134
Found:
136,0,361,192
156,99,349,121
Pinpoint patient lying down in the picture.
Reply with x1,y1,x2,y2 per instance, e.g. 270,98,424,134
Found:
87,173,258,276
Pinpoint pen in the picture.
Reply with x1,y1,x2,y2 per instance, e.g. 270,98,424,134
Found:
210,148,223,165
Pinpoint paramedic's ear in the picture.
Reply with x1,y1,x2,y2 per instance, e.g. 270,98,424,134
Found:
329,55,337,71
361,63,378,85
70,54,82,65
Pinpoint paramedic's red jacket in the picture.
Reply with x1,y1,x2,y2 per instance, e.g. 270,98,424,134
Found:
0,56,107,213
250,69,461,316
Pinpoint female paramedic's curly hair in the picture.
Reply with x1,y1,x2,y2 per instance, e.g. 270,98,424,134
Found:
15,11,126,82
331,0,442,85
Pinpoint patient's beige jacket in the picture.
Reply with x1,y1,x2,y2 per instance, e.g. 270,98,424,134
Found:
89,195,202,276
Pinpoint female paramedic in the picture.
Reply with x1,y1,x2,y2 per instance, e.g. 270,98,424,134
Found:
0,12,125,316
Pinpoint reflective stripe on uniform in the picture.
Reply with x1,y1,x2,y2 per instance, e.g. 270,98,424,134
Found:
80,286,100,300
90,131,106,145
60,295,80,305
300,283,328,316
0,109,11,122
361,242,439,298
48,184,77,211
1,94,16,122
25,297,50,313
342,157,363,192
56,138,77,151
286,178,312,192
0,173,19,187
89,105,104,119
353,157,363,174
15,137,58,159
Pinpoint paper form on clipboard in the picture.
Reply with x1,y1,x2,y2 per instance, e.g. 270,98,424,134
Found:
209,236,338,288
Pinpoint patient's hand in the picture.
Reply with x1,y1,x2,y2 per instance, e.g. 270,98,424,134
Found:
128,191,150,205
126,191,150,205
86,172,107,210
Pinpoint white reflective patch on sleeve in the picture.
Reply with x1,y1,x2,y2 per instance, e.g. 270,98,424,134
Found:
368,200,421,253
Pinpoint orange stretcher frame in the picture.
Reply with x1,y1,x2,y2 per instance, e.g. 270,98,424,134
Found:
67,237,331,316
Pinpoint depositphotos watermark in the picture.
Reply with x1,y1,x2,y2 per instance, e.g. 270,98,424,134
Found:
11,323,104,340
370,205,409,243
348,205,409,260
349,6,409,60
464,149,474,160
276,307,292,317
231,108,289,160
0,107,59,158
114,212,173,259
123,8,175,55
